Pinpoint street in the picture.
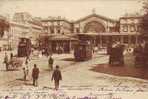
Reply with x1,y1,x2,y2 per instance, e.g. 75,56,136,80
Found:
0,50,148,98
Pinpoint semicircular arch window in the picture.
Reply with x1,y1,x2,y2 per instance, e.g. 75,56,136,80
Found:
84,21,105,33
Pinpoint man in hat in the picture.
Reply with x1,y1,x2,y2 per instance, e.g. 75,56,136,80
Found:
32,64,39,86
51,65,62,90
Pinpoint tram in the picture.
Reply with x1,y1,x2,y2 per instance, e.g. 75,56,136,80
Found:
17,37,32,57
74,41,92,61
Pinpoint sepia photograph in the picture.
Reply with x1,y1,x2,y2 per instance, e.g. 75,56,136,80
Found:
0,0,148,98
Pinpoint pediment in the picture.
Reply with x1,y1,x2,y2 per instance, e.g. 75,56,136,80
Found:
74,14,117,23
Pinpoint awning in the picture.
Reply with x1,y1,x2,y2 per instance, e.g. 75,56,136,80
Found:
99,32,140,36
77,33,99,36
77,32,140,36
49,35,78,41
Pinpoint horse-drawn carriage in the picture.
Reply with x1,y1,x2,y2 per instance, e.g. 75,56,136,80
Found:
7,57,23,70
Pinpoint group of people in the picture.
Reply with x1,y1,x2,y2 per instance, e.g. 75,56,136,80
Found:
107,41,125,66
3,51,62,90
31,64,62,90
22,55,62,90
133,41,148,66
22,56,30,81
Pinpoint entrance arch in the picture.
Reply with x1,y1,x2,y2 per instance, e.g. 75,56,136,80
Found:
83,21,105,33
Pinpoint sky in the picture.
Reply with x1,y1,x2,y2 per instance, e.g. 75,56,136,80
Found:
0,0,144,20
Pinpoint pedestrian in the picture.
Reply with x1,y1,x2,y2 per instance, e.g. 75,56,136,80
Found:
109,42,114,65
117,43,125,65
51,65,62,90
4,52,9,71
32,64,39,86
48,56,54,70
5,96,9,99
38,50,42,58
23,67,27,81
10,52,13,60
25,57,28,65
26,55,30,61
26,66,29,80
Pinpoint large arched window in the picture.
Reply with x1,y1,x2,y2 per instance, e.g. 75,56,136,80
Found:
84,21,105,33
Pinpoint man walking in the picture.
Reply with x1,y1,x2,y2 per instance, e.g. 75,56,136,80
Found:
32,64,39,86
4,52,9,71
10,52,13,60
48,56,54,70
23,67,27,81
51,65,62,90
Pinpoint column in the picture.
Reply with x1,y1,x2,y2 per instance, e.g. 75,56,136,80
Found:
100,35,102,47
93,37,96,46
120,35,124,44
128,35,131,45
54,27,57,34
135,35,138,45
69,41,72,53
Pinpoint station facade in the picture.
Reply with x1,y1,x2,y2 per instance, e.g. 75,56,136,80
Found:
0,12,142,51
41,13,142,51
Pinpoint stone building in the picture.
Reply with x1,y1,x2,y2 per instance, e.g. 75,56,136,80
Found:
39,12,142,53
42,16,72,35
119,16,142,44
72,13,142,47
72,13,119,47
8,12,43,48
40,16,75,53
0,11,142,52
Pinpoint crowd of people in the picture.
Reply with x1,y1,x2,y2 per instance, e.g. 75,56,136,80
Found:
107,40,148,67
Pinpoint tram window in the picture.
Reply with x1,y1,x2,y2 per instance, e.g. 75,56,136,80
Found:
123,36,128,43
50,26,54,34
122,25,128,32
131,36,136,44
